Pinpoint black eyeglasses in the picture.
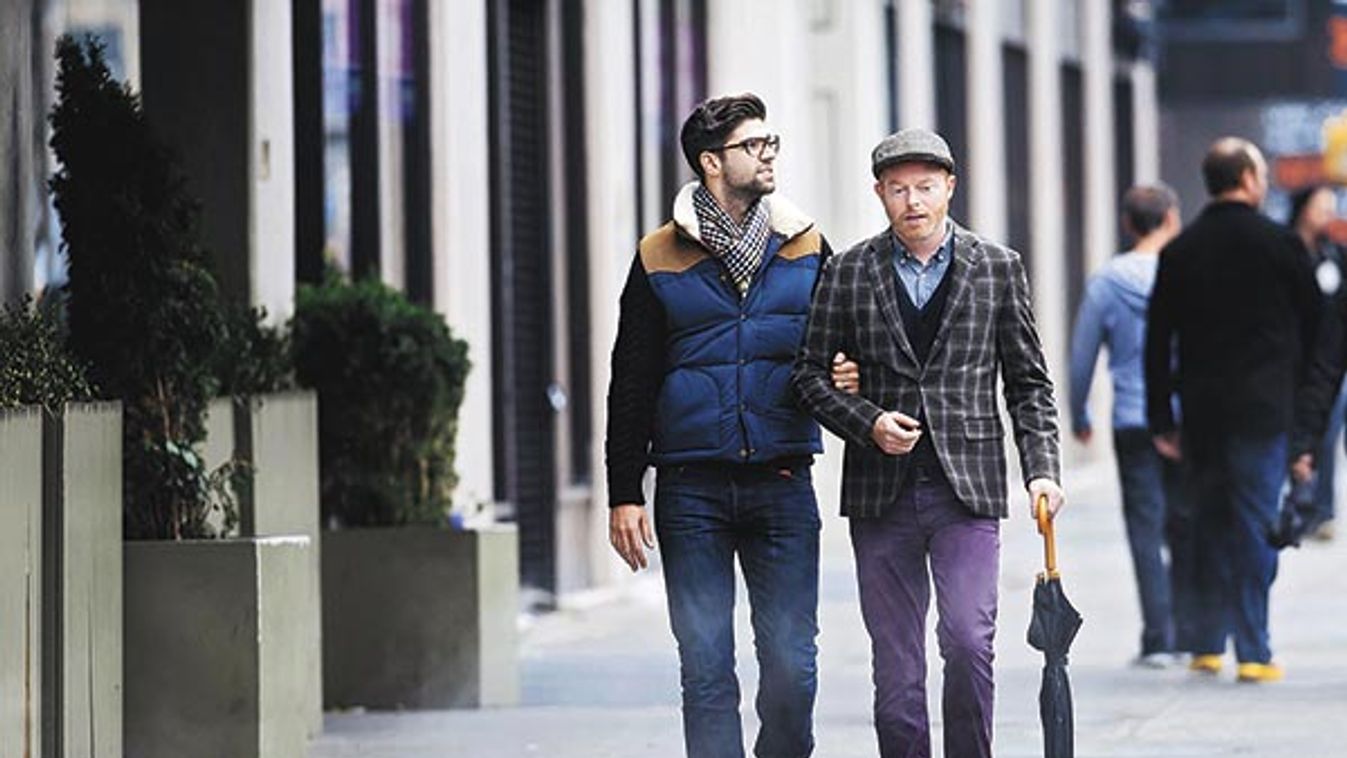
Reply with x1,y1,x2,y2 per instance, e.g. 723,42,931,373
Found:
712,134,781,158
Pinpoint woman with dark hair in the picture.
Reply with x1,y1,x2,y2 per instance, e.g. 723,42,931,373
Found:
1289,184,1343,541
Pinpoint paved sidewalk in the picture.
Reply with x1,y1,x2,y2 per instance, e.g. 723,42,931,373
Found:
310,455,1347,757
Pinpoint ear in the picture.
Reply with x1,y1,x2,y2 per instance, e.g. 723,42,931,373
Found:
1165,207,1182,230
699,150,721,179
873,180,885,201
1242,167,1260,194
945,173,957,199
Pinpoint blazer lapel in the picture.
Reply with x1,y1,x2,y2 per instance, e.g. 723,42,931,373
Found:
928,224,983,361
863,231,919,366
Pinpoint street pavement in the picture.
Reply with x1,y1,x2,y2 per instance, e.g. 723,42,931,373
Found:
309,448,1347,757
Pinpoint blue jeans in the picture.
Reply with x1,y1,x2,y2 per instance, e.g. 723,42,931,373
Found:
655,462,821,758
1182,431,1285,664
1312,378,1347,523
1113,428,1197,655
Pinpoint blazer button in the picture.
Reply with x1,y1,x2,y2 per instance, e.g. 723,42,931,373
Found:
739,448,749,458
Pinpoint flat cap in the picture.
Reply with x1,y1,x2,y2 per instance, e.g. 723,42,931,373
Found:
871,127,956,177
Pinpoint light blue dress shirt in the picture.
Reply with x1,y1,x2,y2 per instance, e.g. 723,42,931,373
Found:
892,223,954,309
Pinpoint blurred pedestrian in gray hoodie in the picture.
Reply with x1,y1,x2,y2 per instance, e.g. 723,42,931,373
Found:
1070,184,1196,666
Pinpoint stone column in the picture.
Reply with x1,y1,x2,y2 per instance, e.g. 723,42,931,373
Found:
1082,0,1117,273
966,0,1008,242
429,0,495,513
896,0,937,130
1027,0,1068,381
139,0,296,322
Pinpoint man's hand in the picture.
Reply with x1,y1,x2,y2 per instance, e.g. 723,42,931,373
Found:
1028,478,1066,518
1073,426,1093,444
871,411,922,455
1153,431,1182,462
831,352,860,395
609,504,655,572
1291,453,1315,484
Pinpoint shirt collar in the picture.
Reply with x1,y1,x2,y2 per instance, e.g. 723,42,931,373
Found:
892,221,954,268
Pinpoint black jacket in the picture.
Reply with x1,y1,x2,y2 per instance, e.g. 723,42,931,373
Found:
1145,201,1320,440
1292,243,1347,455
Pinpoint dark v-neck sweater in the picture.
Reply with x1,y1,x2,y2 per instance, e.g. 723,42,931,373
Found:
893,262,955,471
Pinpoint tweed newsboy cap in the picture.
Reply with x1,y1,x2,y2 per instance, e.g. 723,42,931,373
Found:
871,127,956,177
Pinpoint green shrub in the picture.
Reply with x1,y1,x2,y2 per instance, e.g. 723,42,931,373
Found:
49,36,232,539
292,272,470,527
214,303,294,400
0,295,96,412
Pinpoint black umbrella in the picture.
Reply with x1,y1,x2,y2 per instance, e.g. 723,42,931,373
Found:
1027,495,1083,758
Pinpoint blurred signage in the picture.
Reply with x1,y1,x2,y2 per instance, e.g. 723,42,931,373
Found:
1274,153,1325,188
1334,0,1347,94
1326,110,1347,183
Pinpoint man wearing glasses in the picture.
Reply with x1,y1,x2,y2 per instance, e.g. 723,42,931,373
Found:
793,128,1063,758
605,93,833,758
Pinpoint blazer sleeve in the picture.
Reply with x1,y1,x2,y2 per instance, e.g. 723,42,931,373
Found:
1292,294,1347,457
995,252,1062,485
792,256,886,447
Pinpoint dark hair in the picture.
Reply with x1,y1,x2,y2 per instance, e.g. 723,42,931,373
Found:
680,93,767,179
1288,184,1331,228
1201,137,1258,196
1121,184,1178,237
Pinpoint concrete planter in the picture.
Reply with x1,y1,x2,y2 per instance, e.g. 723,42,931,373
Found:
0,408,43,758
43,401,123,758
236,391,323,736
202,390,323,736
200,397,236,536
124,537,310,758
322,525,519,709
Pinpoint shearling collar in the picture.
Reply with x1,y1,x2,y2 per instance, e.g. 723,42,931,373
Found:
671,181,814,245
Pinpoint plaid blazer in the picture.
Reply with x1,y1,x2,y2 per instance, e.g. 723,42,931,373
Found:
792,224,1060,518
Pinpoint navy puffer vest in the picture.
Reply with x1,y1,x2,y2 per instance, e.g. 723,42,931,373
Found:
639,217,824,466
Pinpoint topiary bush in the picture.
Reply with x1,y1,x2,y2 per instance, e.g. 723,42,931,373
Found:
0,295,96,412
49,35,233,539
213,303,295,400
291,272,470,527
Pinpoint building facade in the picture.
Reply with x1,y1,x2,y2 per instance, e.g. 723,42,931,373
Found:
1156,0,1347,224
0,0,1160,606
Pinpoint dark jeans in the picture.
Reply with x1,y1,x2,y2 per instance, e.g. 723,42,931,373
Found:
849,468,999,758
655,462,821,758
1113,428,1199,655
1183,431,1285,664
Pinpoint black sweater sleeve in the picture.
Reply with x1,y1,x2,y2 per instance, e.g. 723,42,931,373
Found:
604,252,667,506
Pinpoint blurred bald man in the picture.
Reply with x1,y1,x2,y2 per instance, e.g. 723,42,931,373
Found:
1144,137,1320,683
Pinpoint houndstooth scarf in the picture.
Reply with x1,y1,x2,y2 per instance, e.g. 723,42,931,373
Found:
693,185,771,297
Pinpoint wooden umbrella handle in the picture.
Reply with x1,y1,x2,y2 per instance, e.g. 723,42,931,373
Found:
1035,494,1059,579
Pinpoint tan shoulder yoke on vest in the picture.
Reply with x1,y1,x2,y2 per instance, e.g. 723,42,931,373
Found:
777,228,821,261
639,223,709,274
639,223,821,274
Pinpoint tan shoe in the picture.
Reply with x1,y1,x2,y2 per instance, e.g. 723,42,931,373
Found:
1236,662,1284,683
1189,654,1223,674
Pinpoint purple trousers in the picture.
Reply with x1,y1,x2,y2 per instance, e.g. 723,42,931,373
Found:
849,469,1000,758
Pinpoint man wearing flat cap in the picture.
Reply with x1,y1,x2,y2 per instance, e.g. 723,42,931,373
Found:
793,127,1064,758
